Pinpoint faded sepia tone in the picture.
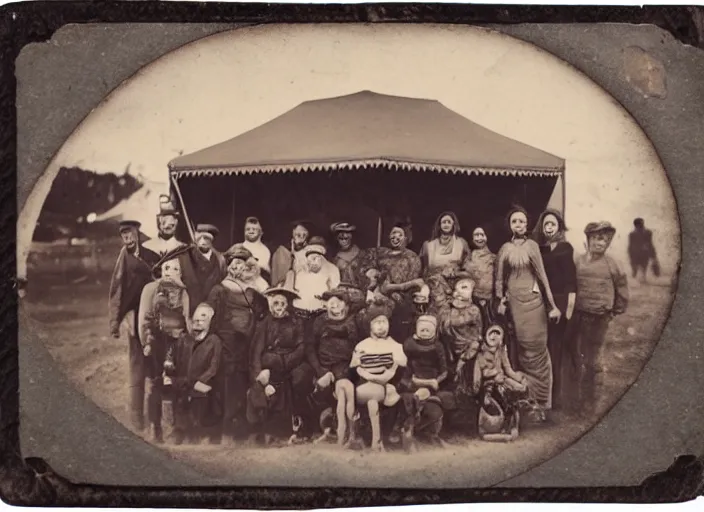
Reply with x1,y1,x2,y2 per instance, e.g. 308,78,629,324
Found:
16,23,690,489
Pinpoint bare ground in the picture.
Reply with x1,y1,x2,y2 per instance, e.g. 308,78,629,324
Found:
22,274,675,487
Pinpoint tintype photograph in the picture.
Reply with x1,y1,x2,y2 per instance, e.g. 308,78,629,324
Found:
10,11,704,502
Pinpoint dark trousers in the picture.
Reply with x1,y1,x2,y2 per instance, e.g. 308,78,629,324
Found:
127,331,145,430
547,317,569,410
145,335,170,428
564,311,611,415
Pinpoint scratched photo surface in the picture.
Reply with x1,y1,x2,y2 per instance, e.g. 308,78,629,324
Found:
17,24,680,487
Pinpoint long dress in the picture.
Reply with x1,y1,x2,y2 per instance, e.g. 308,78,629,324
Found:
495,237,558,409
539,241,577,410
359,247,422,342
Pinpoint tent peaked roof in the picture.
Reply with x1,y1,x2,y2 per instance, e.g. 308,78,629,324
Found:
169,90,565,178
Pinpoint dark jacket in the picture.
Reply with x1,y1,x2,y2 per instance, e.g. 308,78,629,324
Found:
250,314,305,382
180,245,227,316
108,243,160,335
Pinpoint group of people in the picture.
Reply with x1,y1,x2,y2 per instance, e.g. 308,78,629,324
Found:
108,194,631,451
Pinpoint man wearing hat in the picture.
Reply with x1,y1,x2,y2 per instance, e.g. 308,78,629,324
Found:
564,221,629,417
270,220,315,287
247,285,313,444
330,222,364,286
179,223,227,315
108,220,160,431
143,195,187,257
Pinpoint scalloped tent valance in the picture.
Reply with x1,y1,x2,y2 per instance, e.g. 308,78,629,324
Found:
168,91,565,177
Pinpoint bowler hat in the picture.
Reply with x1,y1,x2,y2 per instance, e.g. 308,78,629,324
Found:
224,244,253,265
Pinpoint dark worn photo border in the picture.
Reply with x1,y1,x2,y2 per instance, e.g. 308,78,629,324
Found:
2,2,704,507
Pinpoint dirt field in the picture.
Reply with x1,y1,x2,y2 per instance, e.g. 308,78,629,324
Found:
22,272,675,487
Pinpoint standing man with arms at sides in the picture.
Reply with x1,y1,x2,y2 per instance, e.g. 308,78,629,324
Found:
242,216,272,284
180,223,227,315
108,220,160,431
142,195,187,257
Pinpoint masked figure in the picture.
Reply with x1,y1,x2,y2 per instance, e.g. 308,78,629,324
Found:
496,206,561,418
138,245,192,443
330,222,364,286
465,226,497,328
170,303,223,445
270,220,314,287
398,314,452,451
179,223,227,316
247,286,313,444
142,195,186,257
420,211,473,312
108,220,160,431
474,324,529,442
206,245,268,440
242,216,272,283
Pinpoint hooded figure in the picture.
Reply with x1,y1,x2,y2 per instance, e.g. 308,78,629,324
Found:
108,220,160,431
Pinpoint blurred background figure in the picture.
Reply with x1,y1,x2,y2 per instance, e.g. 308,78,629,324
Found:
627,218,659,284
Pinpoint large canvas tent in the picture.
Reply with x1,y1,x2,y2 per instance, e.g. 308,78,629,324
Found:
168,91,565,254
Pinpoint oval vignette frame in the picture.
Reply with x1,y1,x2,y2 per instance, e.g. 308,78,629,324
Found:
15,21,688,491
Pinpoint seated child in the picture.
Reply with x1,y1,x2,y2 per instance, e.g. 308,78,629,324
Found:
350,305,407,452
399,314,451,450
473,324,528,442
437,278,483,393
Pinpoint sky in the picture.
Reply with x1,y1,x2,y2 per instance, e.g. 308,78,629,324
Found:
17,23,680,277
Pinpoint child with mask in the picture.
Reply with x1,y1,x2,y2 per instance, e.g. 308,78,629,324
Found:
474,324,528,442
350,305,407,452
398,314,451,451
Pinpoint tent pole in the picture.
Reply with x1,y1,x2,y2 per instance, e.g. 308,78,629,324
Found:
561,169,567,222
170,174,196,243
229,195,236,248
377,216,382,247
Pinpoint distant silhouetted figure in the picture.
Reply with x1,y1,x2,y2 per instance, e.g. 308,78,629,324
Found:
628,218,659,283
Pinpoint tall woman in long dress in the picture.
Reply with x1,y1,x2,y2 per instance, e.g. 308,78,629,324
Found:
495,207,561,416
532,209,577,411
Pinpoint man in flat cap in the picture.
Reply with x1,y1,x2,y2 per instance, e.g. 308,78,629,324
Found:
108,220,160,431
330,222,364,287
179,223,227,316
563,221,629,418
242,216,272,283
270,220,315,287
143,195,187,257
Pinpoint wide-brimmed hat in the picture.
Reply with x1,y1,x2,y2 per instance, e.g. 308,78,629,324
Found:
224,244,254,265
263,286,300,302
584,221,616,236
151,244,190,280
330,222,356,234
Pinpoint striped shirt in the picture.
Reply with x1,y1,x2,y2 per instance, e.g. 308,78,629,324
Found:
351,337,407,378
